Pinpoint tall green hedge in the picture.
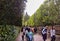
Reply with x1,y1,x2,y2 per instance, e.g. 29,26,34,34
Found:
0,25,20,41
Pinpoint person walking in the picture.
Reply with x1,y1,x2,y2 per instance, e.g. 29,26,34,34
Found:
34,27,37,33
28,29,34,41
21,27,25,41
41,27,44,36
25,26,29,41
50,26,56,41
42,26,47,41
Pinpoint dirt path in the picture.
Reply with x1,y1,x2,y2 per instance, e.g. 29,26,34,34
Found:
16,33,50,41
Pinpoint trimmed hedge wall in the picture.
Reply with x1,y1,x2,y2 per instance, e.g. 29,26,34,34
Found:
0,25,20,41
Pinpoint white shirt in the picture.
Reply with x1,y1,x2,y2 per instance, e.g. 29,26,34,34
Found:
25,30,28,34
50,29,55,37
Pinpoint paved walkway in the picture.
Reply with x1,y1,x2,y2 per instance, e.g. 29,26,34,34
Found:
16,33,50,41
34,34,50,41
16,33,60,41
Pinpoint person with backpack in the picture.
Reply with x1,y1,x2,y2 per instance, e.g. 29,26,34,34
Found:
42,26,47,41
25,26,29,41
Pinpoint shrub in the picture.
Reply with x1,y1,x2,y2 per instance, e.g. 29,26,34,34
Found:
0,25,19,41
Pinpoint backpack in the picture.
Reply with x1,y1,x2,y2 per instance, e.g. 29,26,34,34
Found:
42,28,47,34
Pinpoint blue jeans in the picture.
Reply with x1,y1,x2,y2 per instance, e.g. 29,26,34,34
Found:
28,36,33,41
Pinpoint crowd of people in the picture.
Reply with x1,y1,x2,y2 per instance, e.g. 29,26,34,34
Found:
21,25,56,41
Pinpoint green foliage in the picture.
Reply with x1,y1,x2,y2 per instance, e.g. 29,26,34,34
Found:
0,25,20,41
22,12,30,26
0,0,27,41
27,15,34,26
27,0,60,26
0,0,27,26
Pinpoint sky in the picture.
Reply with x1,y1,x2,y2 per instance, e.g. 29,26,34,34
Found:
24,0,45,16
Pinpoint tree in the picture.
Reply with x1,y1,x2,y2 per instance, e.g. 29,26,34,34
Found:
27,0,60,26
22,12,30,26
0,0,27,41
0,0,27,26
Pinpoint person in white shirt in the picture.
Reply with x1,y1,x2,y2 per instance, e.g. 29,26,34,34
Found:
50,26,56,41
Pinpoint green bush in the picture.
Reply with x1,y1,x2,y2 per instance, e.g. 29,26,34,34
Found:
0,25,20,41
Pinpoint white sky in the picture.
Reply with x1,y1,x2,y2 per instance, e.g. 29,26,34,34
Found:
24,0,45,16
